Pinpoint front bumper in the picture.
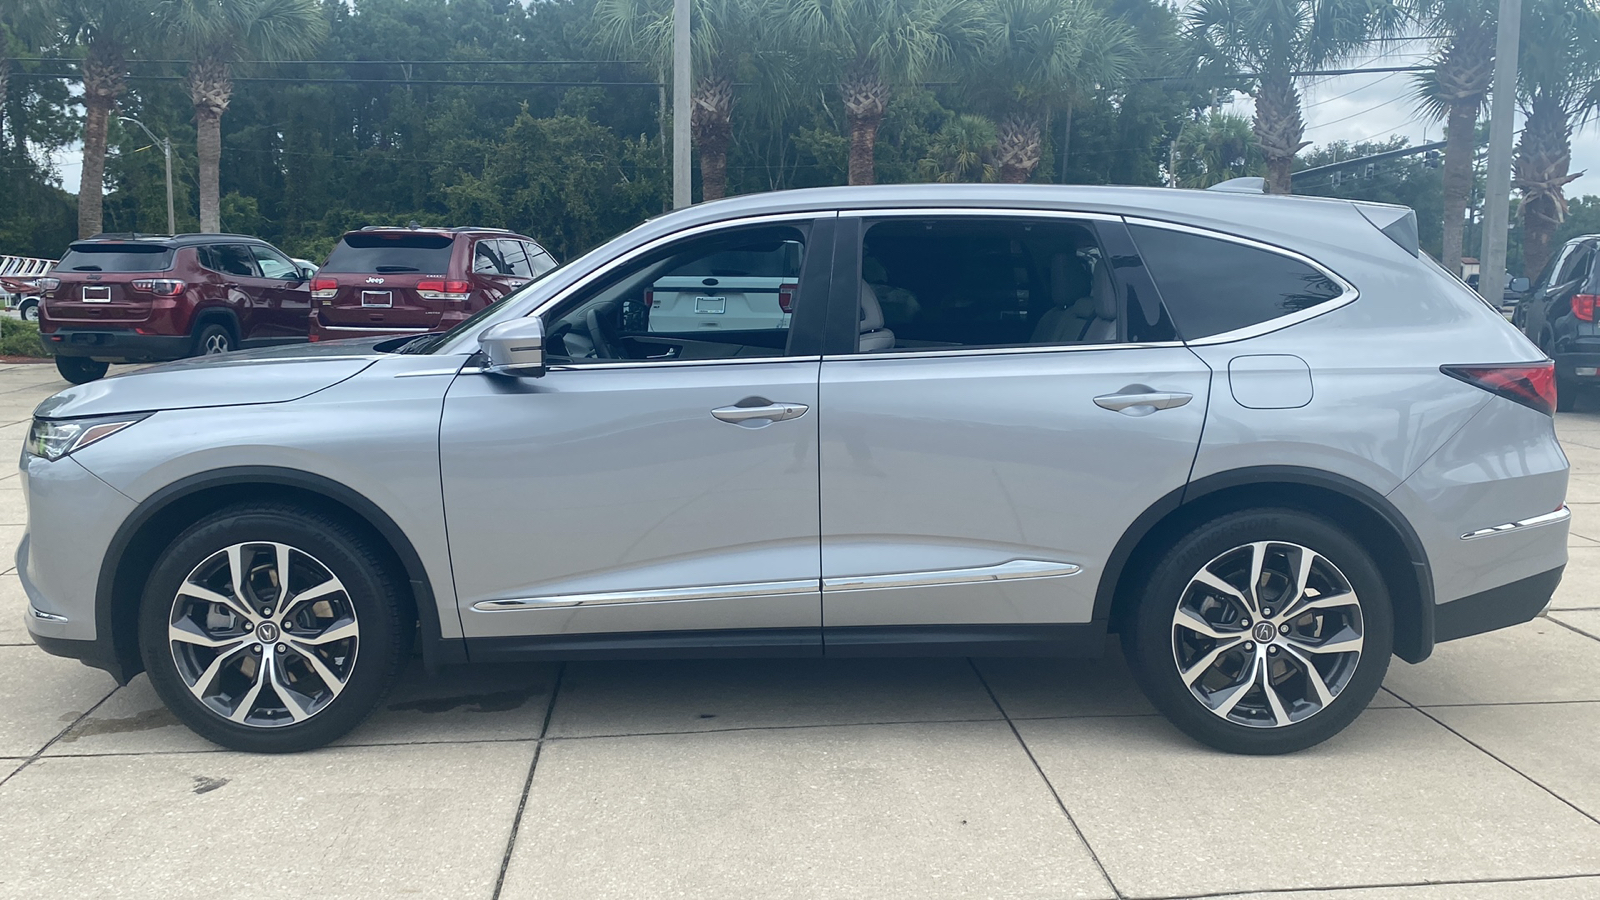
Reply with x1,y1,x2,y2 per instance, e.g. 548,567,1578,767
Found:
43,328,191,362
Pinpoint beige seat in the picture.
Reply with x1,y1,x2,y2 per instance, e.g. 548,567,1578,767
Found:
858,281,896,352
1030,253,1095,343
1080,258,1118,343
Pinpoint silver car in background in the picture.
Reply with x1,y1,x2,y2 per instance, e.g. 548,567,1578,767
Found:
20,185,1568,754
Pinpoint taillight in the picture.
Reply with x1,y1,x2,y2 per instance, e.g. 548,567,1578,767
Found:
131,278,185,297
37,277,60,293
1575,294,1598,322
417,279,472,301
778,282,798,314
1442,362,1557,416
311,277,338,299
643,289,655,308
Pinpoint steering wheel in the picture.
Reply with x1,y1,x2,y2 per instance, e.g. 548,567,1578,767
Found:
585,307,622,360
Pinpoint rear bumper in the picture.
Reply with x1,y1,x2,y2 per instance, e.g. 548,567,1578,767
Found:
1551,349,1600,382
1435,566,1562,643
43,328,190,362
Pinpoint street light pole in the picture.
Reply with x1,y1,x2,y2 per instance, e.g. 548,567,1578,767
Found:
672,0,691,209
118,116,176,236
1478,0,1521,305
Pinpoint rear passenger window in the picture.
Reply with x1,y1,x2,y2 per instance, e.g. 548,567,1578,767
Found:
497,240,534,278
1129,225,1345,340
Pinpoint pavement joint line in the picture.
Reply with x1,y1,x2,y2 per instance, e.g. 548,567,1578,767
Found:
491,661,565,900
0,681,120,790
1543,613,1600,643
545,714,1008,742
1386,688,1600,829
967,657,1125,900
1150,871,1600,899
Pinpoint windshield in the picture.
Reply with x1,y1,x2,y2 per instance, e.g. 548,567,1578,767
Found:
57,245,174,272
322,233,455,274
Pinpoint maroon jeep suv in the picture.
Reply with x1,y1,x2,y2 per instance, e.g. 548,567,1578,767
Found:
39,233,312,384
308,226,557,342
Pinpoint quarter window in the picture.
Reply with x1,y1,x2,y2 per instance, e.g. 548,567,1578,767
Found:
850,217,1117,353
543,225,807,365
1129,225,1345,340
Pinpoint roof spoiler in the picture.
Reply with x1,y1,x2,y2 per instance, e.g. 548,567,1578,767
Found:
1353,202,1419,257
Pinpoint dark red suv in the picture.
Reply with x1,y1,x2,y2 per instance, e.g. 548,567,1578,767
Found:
39,233,313,384
308,226,557,342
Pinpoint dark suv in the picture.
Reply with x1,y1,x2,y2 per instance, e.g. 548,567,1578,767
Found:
308,226,557,341
39,233,313,384
1516,234,1600,410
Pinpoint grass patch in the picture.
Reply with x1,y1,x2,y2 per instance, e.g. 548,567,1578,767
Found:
0,318,51,358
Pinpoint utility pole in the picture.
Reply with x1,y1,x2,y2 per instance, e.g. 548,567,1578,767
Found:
119,116,175,235
672,0,691,209
1478,0,1521,304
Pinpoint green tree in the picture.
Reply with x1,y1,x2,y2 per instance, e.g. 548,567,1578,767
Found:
1,0,59,150
917,113,998,182
970,0,1134,183
1188,0,1404,194
159,0,327,233
1408,0,1495,277
1170,110,1261,188
61,0,157,237
777,0,972,185
1514,0,1600,281
1296,136,1445,258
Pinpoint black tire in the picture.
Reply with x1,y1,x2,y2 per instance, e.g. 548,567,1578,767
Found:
54,355,109,384
138,502,411,753
1123,508,1393,755
193,321,237,356
19,298,39,322
1557,375,1578,412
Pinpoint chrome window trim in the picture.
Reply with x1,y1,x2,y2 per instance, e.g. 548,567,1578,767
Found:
318,324,430,333
471,579,818,612
1119,216,1360,346
544,355,822,372
839,207,1121,223
822,342,1183,363
1460,506,1570,540
529,211,838,320
822,559,1081,592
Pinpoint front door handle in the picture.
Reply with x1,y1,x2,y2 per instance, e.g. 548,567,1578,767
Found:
711,401,809,424
1093,389,1193,413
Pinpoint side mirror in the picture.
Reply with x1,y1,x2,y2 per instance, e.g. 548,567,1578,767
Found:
1509,277,1531,294
479,317,546,377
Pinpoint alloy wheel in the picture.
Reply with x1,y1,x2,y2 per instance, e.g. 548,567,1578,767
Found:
202,332,232,354
1171,541,1364,728
167,541,359,727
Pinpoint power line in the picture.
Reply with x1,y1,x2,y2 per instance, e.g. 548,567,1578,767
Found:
1303,69,1403,110
1305,92,1412,131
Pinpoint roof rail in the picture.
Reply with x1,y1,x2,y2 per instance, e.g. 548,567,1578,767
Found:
452,226,513,233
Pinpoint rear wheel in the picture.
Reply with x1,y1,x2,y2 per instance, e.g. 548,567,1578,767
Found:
138,503,410,752
194,322,236,356
18,298,39,322
54,355,109,384
1124,508,1393,755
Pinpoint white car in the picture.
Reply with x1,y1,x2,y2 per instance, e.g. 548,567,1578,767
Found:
644,240,800,334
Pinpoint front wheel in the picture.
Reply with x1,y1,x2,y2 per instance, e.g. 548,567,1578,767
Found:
54,355,109,384
138,503,410,752
1124,509,1393,755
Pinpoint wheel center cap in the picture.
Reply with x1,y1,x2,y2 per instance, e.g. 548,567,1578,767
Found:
1252,621,1277,643
256,622,280,643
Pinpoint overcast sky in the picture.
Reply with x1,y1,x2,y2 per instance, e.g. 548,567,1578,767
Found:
46,40,1600,201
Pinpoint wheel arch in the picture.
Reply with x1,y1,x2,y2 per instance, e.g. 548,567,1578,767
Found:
1096,466,1435,664
190,306,241,342
96,466,461,684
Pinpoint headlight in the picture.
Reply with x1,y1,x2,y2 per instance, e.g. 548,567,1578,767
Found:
27,414,149,461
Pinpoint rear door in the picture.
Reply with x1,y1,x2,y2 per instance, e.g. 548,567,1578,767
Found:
249,244,311,340
206,244,275,339
468,238,522,305
816,211,1210,651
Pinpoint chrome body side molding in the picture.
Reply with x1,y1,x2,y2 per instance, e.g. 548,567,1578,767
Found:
1460,506,1571,540
822,559,1081,593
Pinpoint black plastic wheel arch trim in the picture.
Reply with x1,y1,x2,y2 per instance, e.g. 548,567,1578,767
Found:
93,465,462,684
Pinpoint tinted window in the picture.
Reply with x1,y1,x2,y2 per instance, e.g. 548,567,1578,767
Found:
322,233,455,274
57,244,174,272
1557,244,1595,285
497,240,534,278
250,245,298,279
473,241,510,275
1129,225,1344,339
852,217,1113,352
528,246,557,275
206,244,260,277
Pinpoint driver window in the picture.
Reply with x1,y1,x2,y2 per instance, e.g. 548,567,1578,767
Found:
543,225,806,365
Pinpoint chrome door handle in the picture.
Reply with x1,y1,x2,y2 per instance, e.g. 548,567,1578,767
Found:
1093,390,1193,412
711,401,809,424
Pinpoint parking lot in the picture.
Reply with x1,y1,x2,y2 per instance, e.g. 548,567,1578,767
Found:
0,360,1597,900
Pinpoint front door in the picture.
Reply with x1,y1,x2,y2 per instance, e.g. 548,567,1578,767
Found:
442,217,833,653
817,212,1210,650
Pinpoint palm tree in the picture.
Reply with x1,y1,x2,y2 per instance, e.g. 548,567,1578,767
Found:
594,0,783,202
1188,0,1404,194
1408,0,1496,277
61,0,155,238
970,0,1134,184
2,0,59,152
159,0,326,233
1170,111,1262,188
777,0,972,186
917,113,998,182
1513,0,1600,281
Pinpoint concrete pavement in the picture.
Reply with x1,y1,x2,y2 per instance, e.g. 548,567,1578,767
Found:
1,361,1598,900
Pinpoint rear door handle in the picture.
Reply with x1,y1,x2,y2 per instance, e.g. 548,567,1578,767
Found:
711,401,809,424
1093,390,1193,413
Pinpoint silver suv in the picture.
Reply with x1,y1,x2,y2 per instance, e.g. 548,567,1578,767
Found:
20,185,1568,755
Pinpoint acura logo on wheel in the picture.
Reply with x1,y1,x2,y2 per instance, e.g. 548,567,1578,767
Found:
366,276,384,284
1252,622,1276,643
